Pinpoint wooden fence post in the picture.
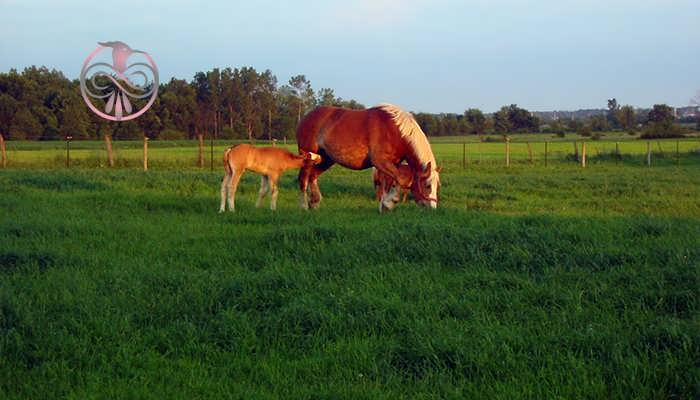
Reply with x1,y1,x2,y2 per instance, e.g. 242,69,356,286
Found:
505,137,511,167
197,134,204,168
104,135,114,167
544,141,548,167
572,141,579,162
143,136,149,171
581,141,587,168
210,134,214,171
527,142,533,164
0,134,6,168
66,136,72,168
646,141,651,167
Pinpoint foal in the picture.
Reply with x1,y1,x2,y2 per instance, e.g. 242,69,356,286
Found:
373,164,413,203
219,144,321,212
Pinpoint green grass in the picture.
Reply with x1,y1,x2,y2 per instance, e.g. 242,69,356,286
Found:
1,145,699,398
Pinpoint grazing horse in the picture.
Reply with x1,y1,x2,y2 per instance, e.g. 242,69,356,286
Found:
298,103,440,211
219,144,321,212
373,165,412,203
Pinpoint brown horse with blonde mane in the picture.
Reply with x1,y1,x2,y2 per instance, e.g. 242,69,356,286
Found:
297,103,440,211
219,144,321,212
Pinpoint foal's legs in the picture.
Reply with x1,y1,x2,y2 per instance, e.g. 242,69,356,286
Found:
269,177,280,210
256,175,270,208
219,172,232,213
226,168,244,212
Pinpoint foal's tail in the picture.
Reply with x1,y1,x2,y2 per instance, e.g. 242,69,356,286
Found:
223,146,235,176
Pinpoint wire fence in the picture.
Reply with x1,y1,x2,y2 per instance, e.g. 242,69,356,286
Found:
1,135,699,171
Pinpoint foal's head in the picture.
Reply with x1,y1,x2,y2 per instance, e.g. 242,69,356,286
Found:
413,162,441,209
300,150,322,166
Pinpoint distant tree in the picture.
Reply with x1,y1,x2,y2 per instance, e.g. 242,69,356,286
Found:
607,98,620,129
647,104,675,126
317,88,337,106
0,93,18,137
10,108,42,139
493,107,512,133
589,115,609,131
59,99,90,138
464,108,486,135
288,75,314,125
617,105,636,131
337,99,365,109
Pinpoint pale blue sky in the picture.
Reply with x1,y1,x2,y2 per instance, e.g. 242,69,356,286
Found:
1,0,698,113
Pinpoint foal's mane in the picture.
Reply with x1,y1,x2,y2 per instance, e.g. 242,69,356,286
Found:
376,103,436,170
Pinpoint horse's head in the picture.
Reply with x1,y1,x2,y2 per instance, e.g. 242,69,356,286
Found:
412,162,441,209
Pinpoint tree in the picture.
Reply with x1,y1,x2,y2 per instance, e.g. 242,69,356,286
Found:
647,104,674,126
10,108,42,139
617,105,636,131
0,93,18,136
589,115,609,132
464,108,486,136
317,88,337,106
288,75,314,125
607,98,620,129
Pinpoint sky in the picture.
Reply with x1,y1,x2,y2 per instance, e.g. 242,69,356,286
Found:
0,0,698,113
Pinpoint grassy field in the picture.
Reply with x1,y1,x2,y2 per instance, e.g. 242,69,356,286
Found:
1,142,699,398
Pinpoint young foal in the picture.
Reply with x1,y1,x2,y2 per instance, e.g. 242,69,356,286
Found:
219,144,321,212
373,164,413,203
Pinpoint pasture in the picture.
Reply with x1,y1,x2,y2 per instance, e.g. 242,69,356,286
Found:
1,140,699,399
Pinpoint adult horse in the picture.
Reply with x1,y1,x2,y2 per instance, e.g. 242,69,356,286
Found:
297,103,440,211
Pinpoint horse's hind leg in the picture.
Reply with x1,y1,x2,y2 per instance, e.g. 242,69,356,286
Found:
256,175,269,208
219,173,232,213
227,169,243,212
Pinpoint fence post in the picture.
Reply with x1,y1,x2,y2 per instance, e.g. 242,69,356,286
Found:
544,141,548,167
615,142,620,164
104,135,114,167
581,141,587,168
527,142,533,164
143,136,149,171
210,134,214,171
65,136,72,168
0,134,6,168
197,134,204,168
646,141,651,167
462,142,466,169
505,137,510,167
573,141,579,162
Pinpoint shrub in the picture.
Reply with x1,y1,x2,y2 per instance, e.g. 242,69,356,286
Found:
577,125,592,137
158,129,187,140
591,133,603,141
640,123,687,139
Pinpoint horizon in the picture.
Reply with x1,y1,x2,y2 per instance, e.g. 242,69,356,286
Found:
1,0,698,114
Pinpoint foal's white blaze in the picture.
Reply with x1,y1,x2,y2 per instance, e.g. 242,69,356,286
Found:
309,152,321,161
380,184,400,212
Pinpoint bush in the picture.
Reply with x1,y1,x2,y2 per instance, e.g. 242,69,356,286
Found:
577,125,592,137
554,132,565,138
158,129,187,140
591,133,603,141
640,123,687,139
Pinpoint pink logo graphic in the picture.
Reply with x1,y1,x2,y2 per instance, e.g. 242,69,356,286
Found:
80,41,159,121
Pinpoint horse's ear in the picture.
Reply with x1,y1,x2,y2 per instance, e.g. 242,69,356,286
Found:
419,162,432,178
436,165,443,173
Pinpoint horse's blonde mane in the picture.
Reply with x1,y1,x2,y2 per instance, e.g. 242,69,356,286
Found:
377,103,436,170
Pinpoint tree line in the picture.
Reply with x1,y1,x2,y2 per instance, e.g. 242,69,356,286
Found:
0,66,695,140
